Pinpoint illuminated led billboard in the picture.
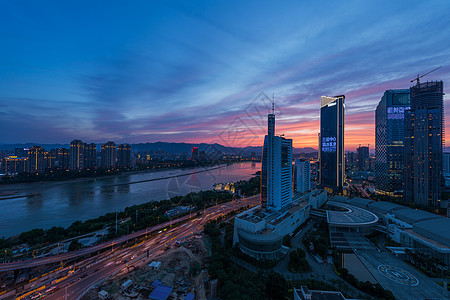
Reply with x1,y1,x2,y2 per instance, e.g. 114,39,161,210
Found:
322,136,336,152
387,106,409,120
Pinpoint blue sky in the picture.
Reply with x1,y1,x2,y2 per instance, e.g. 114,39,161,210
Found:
1,0,449,150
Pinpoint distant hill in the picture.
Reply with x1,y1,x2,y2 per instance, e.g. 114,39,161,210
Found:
0,141,317,154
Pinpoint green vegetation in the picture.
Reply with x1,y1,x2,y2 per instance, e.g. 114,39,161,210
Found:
0,181,247,258
302,221,330,259
288,248,311,273
334,264,395,300
205,221,289,300
189,261,201,276
68,239,83,251
234,174,260,196
282,235,293,248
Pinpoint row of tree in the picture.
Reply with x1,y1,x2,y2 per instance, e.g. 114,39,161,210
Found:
2,188,238,259
335,264,395,300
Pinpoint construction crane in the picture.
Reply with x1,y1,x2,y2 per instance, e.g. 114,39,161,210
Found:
410,66,442,85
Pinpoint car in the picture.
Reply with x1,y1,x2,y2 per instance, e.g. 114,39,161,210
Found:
80,273,87,279
45,286,57,293
31,293,42,300
131,254,137,260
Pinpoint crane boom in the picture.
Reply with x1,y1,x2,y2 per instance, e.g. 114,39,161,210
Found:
410,66,442,85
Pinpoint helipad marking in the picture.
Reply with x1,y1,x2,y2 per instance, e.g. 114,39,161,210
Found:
377,265,419,286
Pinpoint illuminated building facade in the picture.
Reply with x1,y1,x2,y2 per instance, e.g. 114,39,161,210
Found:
375,89,410,196
57,148,70,170
319,95,345,194
261,113,293,211
405,81,444,208
191,147,199,160
357,146,369,171
101,141,117,168
70,140,85,170
117,144,131,167
28,146,46,172
84,143,97,169
2,156,28,173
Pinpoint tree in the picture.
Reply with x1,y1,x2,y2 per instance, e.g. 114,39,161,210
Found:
68,239,83,251
264,271,288,299
20,228,45,245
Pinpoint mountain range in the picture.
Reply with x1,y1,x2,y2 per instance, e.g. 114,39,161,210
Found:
0,142,318,154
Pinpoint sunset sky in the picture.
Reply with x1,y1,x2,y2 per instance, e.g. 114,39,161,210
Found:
1,1,450,151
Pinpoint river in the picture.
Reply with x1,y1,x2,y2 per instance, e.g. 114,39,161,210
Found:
0,162,261,237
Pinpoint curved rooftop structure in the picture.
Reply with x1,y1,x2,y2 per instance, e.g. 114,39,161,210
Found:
326,201,379,227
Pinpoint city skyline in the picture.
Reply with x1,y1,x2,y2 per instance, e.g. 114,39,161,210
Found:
1,1,450,151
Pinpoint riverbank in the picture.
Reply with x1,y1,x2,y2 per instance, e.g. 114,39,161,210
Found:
0,160,233,188
0,162,261,237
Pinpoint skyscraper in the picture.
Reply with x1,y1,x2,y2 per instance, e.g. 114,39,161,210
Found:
261,112,293,211
319,95,345,194
57,148,70,170
70,140,85,170
294,159,310,193
28,146,45,172
375,89,410,196
101,141,117,168
84,143,97,169
191,147,199,160
357,146,369,171
117,144,131,167
405,81,444,208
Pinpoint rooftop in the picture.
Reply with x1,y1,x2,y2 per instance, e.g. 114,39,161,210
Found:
393,207,442,224
326,201,379,226
295,286,347,300
367,201,404,214
412,218,450,248
149,284,173,300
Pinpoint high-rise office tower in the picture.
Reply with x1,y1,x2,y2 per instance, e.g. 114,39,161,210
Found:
191,147,199,160
405,81,444,208
357,146,369,171
57,148,70,170
84,143,97,169
345,152,358,171
261,112,293,211
319,95,345,194
375,89,410,196
101,141,117,168
443,152,450,174
294,159,311,194
70,140,85,170
28,146,46,172
117,144,131,167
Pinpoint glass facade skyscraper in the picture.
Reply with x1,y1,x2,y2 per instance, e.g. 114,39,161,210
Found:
319,95,345,194
375,89,410,196
261,113,293,211
405,81,444,208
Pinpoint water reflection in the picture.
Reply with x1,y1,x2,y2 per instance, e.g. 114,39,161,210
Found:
0,163,260,237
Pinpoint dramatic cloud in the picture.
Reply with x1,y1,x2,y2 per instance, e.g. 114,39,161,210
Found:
1,0,450,150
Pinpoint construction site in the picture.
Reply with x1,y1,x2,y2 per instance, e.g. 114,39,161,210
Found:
81,236,210,300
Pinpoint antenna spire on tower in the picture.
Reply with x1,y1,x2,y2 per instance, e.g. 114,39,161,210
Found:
272,92,275,115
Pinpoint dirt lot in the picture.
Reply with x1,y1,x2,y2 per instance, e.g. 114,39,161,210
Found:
82,236,209,300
